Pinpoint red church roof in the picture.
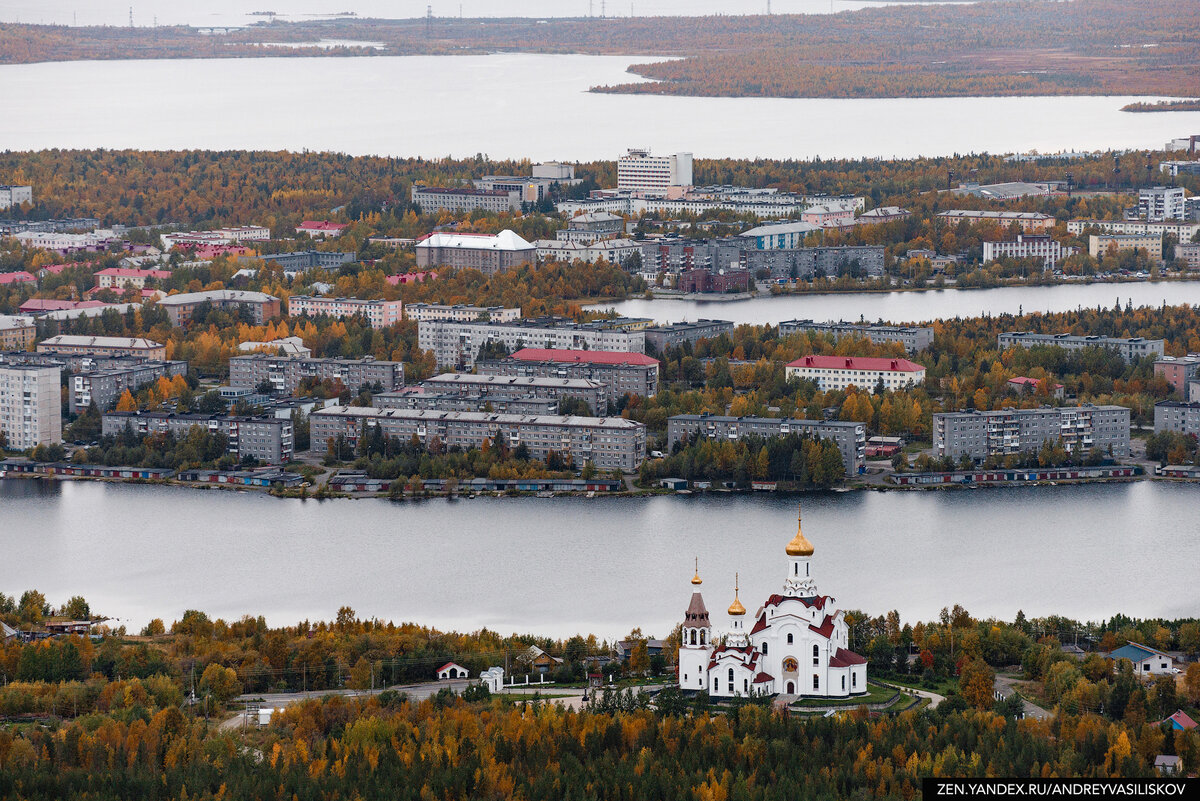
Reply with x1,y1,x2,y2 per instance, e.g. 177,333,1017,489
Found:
787,355,924,373
753,672,774,683
809,614,835,639
511,348,659,367
829,648,866,668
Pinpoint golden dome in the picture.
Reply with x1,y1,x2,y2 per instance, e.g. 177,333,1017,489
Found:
786,504,815,557
727,573,746,616
691,557,703,585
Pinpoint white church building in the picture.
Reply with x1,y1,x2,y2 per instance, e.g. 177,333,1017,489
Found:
678,507,867,699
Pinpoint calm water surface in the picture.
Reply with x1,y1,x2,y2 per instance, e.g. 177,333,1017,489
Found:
598,280,1200,326
1,55,1196,159
2,479,1196,639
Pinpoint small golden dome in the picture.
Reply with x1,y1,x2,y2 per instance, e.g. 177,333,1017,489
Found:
728,573,746,616
786,503,815,556
691,556,703,586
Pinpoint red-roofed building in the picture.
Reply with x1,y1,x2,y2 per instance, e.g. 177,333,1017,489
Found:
18,299,108,314
94,268,171,290
786,355,925,393
677,509,867,699
0,271,36,286
1007,376,1065,399
436,662,470,680
296,221,350,238
189,244,256,260
1164,710,1197,731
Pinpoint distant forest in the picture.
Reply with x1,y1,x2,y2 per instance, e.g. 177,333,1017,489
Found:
0,0,1197,99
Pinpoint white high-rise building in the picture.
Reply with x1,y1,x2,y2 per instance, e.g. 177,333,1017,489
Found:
0,364,62,449
1139,186,1186,222
616,149,693,192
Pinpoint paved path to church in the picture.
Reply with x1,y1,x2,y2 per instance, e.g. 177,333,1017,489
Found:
993,672,1050,721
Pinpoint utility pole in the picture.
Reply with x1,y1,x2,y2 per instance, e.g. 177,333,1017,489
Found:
128,6,133,27
601,0,605,17
425,5,432,36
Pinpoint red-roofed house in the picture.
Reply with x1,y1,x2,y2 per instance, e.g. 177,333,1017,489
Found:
1163,710,1197,731
1007,376,1065,399
94,268,171,290
296,221,350,238
0,271,36,286
786,355,925,393
436,662,470,680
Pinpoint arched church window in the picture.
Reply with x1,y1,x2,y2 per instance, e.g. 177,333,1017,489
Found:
690,630,696,645
761,642,767,654
727,667,734,681
787,633,793,644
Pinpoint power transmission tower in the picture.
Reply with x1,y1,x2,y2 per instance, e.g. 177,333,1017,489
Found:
426,5,432,36
128,6,133,27
601,0,605,17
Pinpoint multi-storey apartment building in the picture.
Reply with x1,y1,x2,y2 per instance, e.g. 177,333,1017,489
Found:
417,373,607,413
1088,234,1163,261
1139,186,1186,222
411,185,522,214
1154,355,1200,395
779,320,934,353
740,245,886,280
675,268,751,293
476,349,660,403
257,251,355,272
533,238,641,266
158,290,281,326
71,361,188,414
94,268,172,290
555,212,625,244
0,364,61,448
1066,218,1200,241
738,221,820,250
375,390,559,416
666,414,866,475
403,304,521,323
933,405,1131,461
997,332,1165,362
160,226,270,250
1176,242,1200,269
37,335,167,360
0,185,33,210
228,355,404,395
286,296,404,329
616,149,692,191
101,412,294,464
0,315,35,350
936,210,1055,232
982,234,1078,268
418,318,645,369
414,231,536,274
786,355,926,393
1153,400,1200,437
310,406,646,471
643,320,734,352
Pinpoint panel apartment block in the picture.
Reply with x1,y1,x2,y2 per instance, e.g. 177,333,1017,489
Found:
228,355,404,396
0,364,61,448
157,290,281,326
71,360,188,414
666,414,866,476
101,412,294,464
779,320,934,353
1153,401,1200,437
418,319,645,369
475,350,660,403
997,332,1165,363
373,391,559,416
933,405,1131,462
286,296,403,330
643,320,735,352
420,373,607,412
311,406,646,471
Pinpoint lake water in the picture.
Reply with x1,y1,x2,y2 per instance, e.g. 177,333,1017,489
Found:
1,54,1197,160
3,479,1196,640
596,280,1200,326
